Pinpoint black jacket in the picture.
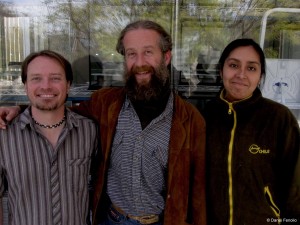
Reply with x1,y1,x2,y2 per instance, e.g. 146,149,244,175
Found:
204,88,300,225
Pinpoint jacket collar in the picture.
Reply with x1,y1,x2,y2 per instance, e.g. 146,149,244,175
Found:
167,94,189,178
219,87,262,109
170,93,189,148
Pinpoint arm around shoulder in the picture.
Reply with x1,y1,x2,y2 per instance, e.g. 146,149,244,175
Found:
0,106,21,129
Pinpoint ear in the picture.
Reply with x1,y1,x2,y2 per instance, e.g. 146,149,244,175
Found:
24,83,28,95
67,81,71,93
220,71,223,79
164,50,172,66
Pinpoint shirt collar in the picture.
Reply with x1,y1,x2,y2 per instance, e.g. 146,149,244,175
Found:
124,92,174,118
17,107,80,130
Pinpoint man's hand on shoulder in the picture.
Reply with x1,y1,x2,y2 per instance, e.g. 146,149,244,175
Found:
0,106,21,129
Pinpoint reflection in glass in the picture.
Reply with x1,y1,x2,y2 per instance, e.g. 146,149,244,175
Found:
0,0,299,117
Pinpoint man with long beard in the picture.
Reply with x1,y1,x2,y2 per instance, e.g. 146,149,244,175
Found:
85,20,207,225
0,20,206,225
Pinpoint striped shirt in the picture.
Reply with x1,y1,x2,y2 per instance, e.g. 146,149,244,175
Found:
107,93,173,216
0,107,98,225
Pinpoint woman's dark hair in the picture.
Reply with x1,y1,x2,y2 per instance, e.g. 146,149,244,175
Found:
116,20,172,55
21,50,73,84
217,38,266,85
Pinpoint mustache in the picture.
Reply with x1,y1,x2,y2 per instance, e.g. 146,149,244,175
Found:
131,65,154,74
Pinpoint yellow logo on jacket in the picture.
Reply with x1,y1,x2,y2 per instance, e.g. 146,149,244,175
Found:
249,144,270,154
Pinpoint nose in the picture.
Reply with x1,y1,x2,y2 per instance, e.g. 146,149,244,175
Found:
135,53,146,67
236,67,246,79
40,78,51,88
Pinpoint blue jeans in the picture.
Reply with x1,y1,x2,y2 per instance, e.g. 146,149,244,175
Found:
98,206,162,225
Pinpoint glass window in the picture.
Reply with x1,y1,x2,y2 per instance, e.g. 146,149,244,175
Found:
259,8,300,125
0,0,300,124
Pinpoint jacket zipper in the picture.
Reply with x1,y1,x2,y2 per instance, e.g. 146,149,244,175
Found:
264,186,281,224
219,90,254,225
227,102,236,225
228,103,233,115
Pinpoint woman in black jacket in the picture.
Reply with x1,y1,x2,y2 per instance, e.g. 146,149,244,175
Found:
204,38,300,225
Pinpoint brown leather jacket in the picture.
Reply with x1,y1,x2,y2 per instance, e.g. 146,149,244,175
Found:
74,87,206,225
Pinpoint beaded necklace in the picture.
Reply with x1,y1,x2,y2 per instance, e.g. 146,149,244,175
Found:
33,115,66,129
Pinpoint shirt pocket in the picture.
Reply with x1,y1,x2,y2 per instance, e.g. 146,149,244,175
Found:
68,157,91,192
152,146,169,171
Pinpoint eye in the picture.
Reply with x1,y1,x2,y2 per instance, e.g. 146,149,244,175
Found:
31,76,41,81
248,66,256,71
145,50,153,56
51,76,62,81
229,63,238,68
125,51,136,59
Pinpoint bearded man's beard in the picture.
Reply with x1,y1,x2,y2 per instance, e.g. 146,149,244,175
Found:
125,61,170,102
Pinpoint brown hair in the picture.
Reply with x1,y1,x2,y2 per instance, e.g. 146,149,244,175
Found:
21,50,73,84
